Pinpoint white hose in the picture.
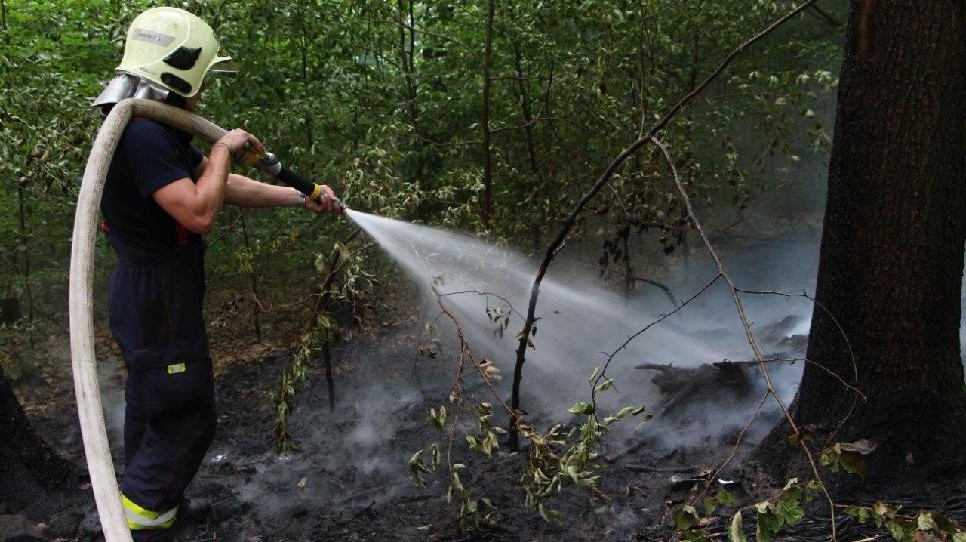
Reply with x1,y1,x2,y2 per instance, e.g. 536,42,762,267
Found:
70,98,227,541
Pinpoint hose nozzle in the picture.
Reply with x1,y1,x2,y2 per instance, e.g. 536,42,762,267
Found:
255,152,282,175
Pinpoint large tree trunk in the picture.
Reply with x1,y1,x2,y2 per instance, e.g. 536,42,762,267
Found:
0,366,82,511
757,0,966,491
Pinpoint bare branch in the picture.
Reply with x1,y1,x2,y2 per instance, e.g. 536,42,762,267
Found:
651,135,837,540
509,0,822,451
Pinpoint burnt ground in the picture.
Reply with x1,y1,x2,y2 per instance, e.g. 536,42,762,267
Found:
4,287,966,542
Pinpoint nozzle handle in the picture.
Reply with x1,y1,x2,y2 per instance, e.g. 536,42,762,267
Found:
276,164,320,199
252,152,342,210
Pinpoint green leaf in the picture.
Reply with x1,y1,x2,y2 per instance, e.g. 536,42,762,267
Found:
755,503,781,542
702,495,717,516
717,490,736,505
595,378,614,393
886,520,906,541
846,505,870,524
568,401,595,415
777,499,804,526
673,505,700,531
451,470,464,492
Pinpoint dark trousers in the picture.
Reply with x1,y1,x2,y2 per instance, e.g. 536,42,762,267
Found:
107,240,217,530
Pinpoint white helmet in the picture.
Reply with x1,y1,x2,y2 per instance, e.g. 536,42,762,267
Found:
116,7,236,98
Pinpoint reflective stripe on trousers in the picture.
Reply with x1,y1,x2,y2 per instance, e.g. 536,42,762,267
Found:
121,493,178,530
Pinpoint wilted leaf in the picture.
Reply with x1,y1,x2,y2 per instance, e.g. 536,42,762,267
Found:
838,439,877,455
729,511,747,542
917,511,938,532
480,360,502,381
838,451,867,476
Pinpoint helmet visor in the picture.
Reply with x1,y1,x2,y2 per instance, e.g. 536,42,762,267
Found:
209,54,238,75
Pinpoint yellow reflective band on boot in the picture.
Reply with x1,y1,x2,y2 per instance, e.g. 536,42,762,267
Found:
167,362,186,374
121,494,178,530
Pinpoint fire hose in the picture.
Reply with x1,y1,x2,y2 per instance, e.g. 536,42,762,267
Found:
69,97,334,541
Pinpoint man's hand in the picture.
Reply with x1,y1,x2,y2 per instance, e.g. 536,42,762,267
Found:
304,184,342,214
216,128,265,159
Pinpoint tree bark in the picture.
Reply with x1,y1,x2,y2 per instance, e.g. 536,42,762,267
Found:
0,366,81,502
757,0,966,491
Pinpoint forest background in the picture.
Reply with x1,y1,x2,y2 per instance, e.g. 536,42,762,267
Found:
1,0,842,369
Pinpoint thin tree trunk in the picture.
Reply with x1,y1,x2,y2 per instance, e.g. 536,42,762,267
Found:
480,0,496,227
238,213,263,343
397,0,425,192
513,44,538,175
295,1,315,148
17,179,32,326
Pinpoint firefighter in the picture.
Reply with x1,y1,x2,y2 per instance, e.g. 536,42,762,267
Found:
92,7,340,540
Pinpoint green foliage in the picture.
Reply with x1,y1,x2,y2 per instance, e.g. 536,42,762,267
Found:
671,489,740,542
410,362,648,529
409,394,502,529
273,238,370,453
0,0,123,331
671,459,965,542
752,478,809,542
518,372,648,522
846,503,966,542
1,0,843,344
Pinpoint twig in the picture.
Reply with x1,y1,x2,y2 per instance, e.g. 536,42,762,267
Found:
650,135,837,541
433,289,516,418
628,276,679,307
735,286,866,427
437,289,525,320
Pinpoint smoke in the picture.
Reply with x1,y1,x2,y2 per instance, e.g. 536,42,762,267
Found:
214,367,433,512
215,99,966,529
344,198,818,454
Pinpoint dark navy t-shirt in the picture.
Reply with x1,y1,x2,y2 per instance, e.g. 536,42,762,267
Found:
101,119,204,252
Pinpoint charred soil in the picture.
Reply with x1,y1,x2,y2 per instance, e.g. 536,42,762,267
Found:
5,296,966,542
